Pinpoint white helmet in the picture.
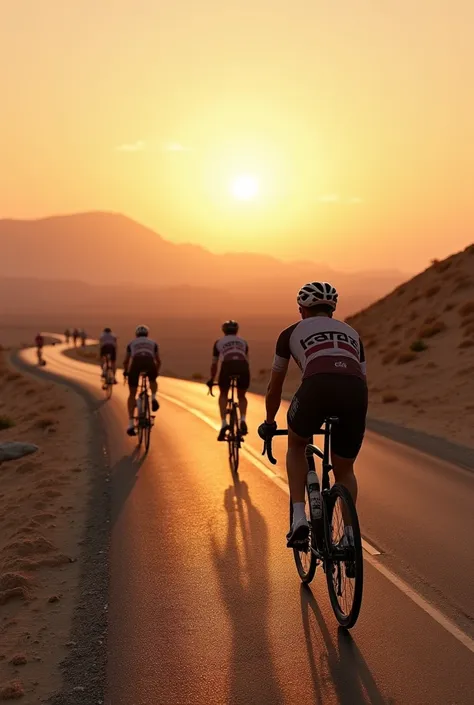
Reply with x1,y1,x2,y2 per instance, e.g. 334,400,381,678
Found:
135,325,149,337
297,281,338,309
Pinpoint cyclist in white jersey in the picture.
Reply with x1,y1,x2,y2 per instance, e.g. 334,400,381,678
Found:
99,327,118,383
258,282,368,547
207,320,250,440
123,325,161,436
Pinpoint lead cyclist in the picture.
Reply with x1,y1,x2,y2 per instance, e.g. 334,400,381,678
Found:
258,282,368,548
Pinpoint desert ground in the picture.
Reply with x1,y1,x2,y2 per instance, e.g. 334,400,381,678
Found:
0,350,94,703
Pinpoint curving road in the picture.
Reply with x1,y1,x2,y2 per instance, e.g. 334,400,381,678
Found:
20,339,474,704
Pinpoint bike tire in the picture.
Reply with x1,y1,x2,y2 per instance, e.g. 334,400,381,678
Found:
325,483,363,628
227,405,239,473
144,394,151,453
290,494,318,584
105,369,113,399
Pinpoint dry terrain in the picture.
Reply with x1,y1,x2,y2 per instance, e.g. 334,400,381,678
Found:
347,243,474,448
0,351,92,702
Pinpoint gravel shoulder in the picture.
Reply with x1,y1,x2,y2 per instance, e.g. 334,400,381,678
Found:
4,351,110,705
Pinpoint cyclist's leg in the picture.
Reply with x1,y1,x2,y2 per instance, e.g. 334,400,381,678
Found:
237,363,250,433
126,362,140,434
146,360,159,411
330,377,368,505
217,364,230,438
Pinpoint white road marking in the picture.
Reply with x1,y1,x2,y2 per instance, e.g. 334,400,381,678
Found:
159,389,474,654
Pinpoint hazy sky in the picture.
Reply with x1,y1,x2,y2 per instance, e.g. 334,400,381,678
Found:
2,1,473,271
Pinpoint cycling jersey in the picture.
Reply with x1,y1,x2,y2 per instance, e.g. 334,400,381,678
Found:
212,335,249,364
272,317,366,380
99,332,117,347
126,338,159,359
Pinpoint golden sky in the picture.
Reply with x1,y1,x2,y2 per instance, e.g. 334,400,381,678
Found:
2,0,473,271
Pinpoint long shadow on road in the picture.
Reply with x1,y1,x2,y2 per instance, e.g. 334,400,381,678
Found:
110,447,147,527
301,585,392,705
210,478,285,705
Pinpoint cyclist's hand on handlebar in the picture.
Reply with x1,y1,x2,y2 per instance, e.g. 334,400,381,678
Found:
258,420,277,440
206,378,214,390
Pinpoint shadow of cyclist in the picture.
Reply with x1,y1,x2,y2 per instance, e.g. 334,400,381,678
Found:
300,584,392,705
110,447,147,527
210,479,284,705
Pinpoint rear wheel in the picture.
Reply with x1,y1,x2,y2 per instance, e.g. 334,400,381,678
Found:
143,394,151,453
105,367,114,399
325,483,363,628
227,404,240,473
290,495,318,584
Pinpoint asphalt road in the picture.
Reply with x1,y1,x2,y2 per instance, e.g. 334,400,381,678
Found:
21,340,474,704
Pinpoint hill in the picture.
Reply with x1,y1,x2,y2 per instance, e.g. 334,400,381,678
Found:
346,243,474,448
0,212,408,318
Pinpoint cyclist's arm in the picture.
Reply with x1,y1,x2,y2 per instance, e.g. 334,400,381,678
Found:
264,330,291,423
210,341,219,380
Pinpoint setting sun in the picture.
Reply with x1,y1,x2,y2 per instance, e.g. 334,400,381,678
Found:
231,174,259,201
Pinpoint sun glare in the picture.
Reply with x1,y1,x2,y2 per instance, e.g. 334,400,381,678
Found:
231,174,259,201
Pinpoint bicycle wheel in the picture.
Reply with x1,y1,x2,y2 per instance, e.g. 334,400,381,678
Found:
227,405,240,473
105,368,114,399
290,494,318,584
143,394,151,453
325,484,363,628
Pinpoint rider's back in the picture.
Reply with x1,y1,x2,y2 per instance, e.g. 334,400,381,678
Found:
274,317,365,380
213,335,249,363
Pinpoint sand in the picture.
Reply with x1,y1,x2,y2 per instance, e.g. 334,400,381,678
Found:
0,351,92,703
347,243,474,449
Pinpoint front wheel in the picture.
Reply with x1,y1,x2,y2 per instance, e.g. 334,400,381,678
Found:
325,483,363,628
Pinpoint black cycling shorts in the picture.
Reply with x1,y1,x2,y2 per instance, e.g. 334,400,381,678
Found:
287,373,368,459
128,356,158,388
218,361,250,392
100,344,116,362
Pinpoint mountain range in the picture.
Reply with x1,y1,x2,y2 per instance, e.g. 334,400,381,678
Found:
0,212,409,318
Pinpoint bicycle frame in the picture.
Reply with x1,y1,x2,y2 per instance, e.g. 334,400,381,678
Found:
262,418,343,561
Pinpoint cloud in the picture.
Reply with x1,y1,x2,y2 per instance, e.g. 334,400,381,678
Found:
163,142,193,152
318,194,340,203
115,140,146,152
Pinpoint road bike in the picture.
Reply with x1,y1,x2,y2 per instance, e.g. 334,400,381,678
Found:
101,355,115,399
135,373,155,452
209,375,243,473
262,419,363,628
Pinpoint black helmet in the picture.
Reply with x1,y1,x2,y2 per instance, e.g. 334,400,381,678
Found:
222,320,239,335
103,327,111,333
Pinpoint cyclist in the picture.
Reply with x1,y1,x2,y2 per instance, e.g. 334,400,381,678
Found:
258,282,368,547
64,329,70,344
207,320,250,441
99,327,118,384
72,328,79,347
35,333,44,363
80,329,87,346
123,325,161,436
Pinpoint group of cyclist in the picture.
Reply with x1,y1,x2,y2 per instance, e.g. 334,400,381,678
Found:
96,280,367,548
64,328,87,346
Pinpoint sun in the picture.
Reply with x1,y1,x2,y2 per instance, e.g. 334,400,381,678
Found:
230,174,259,201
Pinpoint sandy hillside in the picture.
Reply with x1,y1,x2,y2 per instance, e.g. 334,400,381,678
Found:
346,243,474,448
0,351,92,703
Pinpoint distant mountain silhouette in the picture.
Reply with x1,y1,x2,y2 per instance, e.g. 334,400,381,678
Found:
0,211,409,318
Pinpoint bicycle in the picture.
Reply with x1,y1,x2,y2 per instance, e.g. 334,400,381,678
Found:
262,419,363,628
135,373,155,452
101,355,115,399
36,348,46,367
208,375,243,473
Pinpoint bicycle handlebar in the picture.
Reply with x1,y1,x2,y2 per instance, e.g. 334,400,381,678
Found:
261,429,288,465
